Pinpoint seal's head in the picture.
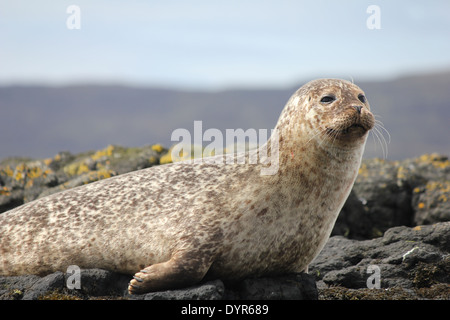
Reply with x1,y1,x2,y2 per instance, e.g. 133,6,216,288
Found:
278,78,375,151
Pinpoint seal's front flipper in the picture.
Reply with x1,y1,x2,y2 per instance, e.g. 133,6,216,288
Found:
127,250,214,294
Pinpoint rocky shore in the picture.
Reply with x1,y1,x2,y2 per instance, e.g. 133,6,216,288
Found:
0,145,449,300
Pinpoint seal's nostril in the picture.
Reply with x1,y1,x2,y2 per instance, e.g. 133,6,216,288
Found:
353,106,362,114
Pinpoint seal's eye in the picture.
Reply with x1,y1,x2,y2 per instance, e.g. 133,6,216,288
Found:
358,94,366,103
320,95,336,104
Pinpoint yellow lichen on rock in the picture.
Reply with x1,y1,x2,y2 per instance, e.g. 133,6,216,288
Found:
43,158,53,166
90,169,114,181
0,165,14,177
14,164,26,181
417,153,450,169
159,152,173,164
0,186,11,196
91,145,115,161
160,144,195,164
26,166,43,180
425,181,450,193
151,144,164,153
64,162,90,177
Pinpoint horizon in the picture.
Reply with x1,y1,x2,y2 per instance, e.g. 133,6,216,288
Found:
1,67,450,92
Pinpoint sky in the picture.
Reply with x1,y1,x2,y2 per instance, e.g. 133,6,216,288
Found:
1,0,450,90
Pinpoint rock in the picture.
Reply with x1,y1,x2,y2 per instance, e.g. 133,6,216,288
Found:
0,269,131,300
0,270,317,300
311,222,450,299
230,273,318,300
412,180,450,225
332,154,450,239
350,158,414,237
22,272,65,300
0,274,41,300
0,188,24,214
0,160,58,212
73,269,131,297
130,280,225,300
332,190,372,239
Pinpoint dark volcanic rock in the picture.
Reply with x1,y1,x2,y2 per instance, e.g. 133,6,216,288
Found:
73,269,131,297
0,271,317,300
332,154,450,239
130,280,225,300
231,273,318,300
0,269,132,300
22,272,65,300
332,190,372,239
347,158,415,237
311,222,450,299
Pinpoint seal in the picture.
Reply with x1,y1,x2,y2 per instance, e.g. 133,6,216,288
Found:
0,79,375,294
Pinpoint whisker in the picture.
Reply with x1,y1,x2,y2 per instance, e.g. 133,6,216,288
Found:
363,112,390,159
371,129,386,159
370,123,390,159
306,126,326,146
370,127,378,152
374,120,391,144
347,75,354,84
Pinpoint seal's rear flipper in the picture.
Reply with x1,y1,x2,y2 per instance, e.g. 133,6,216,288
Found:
127,250,214,295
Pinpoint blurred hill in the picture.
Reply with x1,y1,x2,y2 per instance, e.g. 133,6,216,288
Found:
1,70,449,160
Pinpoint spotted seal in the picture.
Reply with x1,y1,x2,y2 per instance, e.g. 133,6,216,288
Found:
0,79,375,294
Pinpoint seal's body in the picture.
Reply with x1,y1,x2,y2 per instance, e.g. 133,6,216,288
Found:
0,79,375,294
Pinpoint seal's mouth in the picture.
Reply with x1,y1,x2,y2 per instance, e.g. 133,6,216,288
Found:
341,123,366,134
326,122,369,139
